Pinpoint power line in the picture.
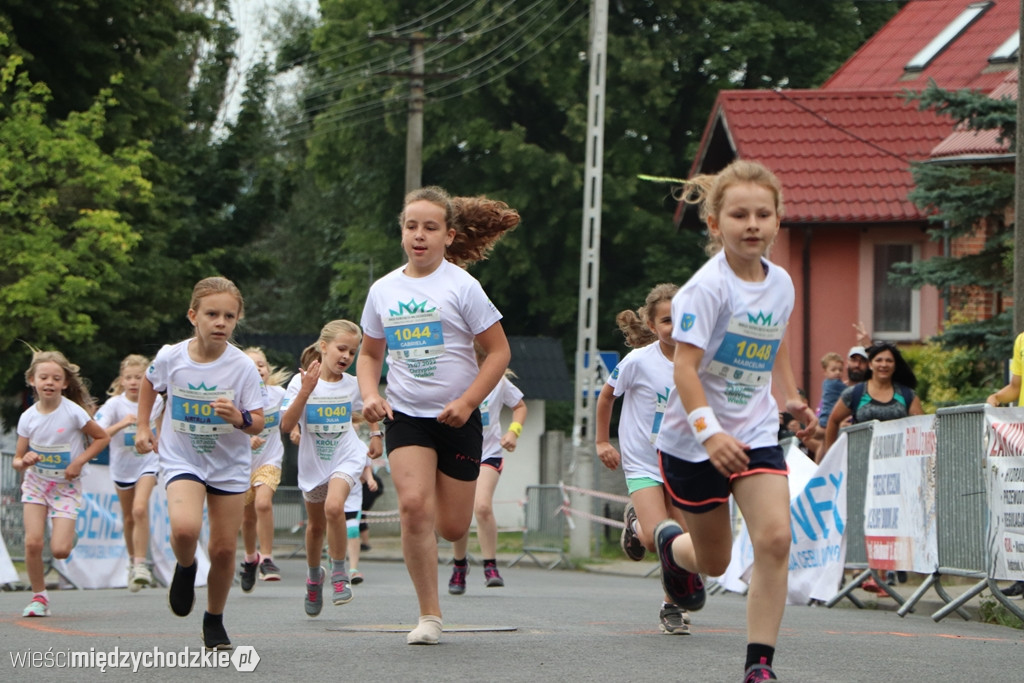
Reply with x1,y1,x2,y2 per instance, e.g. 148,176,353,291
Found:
282,0,585,141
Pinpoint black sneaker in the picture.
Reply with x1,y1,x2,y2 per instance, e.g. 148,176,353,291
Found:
1002,580,1024,597
201,613,232,651
448,564,468,595
484,564,504,588
240,555,259,593
654,520,706,612
259,557,281,582
743,662,778,682
620,502,646,561
169,562,197,617
658,603,691,635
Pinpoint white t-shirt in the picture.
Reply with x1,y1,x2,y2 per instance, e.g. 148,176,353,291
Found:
481,376,524,461
252,384,286,470
284,373,367,492
656,251,794,462
146,340,268,491
95,393,164,483
360,260,502,417
17,397,92,478
606,342,673,480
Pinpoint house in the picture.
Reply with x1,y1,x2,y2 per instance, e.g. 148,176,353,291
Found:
683,0,1019,404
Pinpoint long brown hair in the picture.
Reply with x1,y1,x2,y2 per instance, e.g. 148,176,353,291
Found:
25,349,93,410
400,186,520,267
615,283,679,348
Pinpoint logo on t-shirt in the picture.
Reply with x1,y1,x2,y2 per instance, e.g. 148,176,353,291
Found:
680,313,695,331
389,298,435,316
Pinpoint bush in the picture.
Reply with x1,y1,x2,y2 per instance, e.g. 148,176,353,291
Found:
902,341,992,412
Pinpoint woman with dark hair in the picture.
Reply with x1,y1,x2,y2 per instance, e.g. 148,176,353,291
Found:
817,342,923,460
817,341,924,592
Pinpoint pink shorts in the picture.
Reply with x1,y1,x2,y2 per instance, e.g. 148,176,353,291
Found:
21,469,82,520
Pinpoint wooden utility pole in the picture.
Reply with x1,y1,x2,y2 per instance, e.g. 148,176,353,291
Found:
376,33,462,193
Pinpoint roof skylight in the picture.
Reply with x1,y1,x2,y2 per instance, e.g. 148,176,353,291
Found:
905,2,992,71
988,30,1019,63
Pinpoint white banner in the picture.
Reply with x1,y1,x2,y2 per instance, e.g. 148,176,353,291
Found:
53,465,209,589
0,526,19,585
984,407,1024,581
863,415,938,573
714,436,848,604
53,466,131,589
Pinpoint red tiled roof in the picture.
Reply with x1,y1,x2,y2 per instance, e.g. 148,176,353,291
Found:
931,70,1017,159
823,0,1018,93
694,89,954,223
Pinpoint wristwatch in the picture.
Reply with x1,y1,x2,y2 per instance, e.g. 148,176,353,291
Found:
237,409,252,430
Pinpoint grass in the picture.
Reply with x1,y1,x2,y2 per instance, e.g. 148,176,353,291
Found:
979,597,1024,629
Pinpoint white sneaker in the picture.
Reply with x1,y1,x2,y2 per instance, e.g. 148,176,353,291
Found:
128,564,141,593
406,615,442,645
133,563,153,590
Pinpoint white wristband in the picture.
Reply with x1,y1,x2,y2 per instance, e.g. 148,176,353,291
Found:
687,406,723,444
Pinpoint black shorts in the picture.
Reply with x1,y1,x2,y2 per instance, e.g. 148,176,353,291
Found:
384,410,482,482
659,445,788,514
166,472,244,496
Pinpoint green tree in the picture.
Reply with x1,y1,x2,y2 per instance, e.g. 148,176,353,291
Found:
288,0,898,354
0,36,152,393
894,83,1016,402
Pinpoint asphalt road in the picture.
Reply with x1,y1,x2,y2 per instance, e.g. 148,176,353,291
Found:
1,554,1020,682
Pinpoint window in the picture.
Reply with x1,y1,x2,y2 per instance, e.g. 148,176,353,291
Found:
905,2,992,71
873,244,919,340
989,30,1019,64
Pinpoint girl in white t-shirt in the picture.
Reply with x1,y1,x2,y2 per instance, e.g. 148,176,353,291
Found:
448,342,527,595
595,282,694,635
96,354,164,593
651,161,815,683
237,347,290,590
280,320,382,618
135,276,267,651
14,350,110,617
357,186,518,645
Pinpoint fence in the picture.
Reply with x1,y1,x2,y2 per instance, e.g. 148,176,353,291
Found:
826,405,1024,622
509,485,571,569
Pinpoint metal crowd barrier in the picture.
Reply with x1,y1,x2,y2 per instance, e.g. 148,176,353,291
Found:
509,484,571,569
826,406,1024,622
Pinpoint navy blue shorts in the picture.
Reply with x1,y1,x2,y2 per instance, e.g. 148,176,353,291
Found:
384,410,482,482
659,445,788,514
481,456,504,473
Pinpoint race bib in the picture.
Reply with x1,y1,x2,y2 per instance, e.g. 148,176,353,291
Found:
706,317,784,387
261,407,280,435
305,396,352,434
384,309,445,360
170,386,235,435
31,442,71,470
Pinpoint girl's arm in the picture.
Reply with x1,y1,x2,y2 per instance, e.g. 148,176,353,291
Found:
66,420,111,480
674,342,750,477
13,435,35,470
105,412,136,437
280,360,321,434
594,383,621,470
438,321,511,428
357,336,393,423
135,378,159,454
500,400,528,453
773,337,816,427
